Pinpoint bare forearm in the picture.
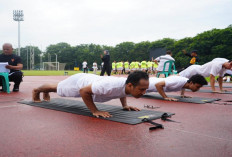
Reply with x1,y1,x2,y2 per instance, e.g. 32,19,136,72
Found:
120,97,128,107
6,64,23,70
180,89,185,96
210,75,216,91
156,84,167,98
12,65,23,70
218,77,223,90
80,90,98,113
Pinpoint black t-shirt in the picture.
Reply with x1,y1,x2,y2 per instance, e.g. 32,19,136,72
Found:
101,55,110,66
0,54,22,73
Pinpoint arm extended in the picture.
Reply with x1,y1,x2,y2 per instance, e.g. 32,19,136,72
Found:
80,85,112,118
210,74,217,92
155,81,178,101
120,97,140,111
210,74,224,92
218,76,223,91
182,50,191,57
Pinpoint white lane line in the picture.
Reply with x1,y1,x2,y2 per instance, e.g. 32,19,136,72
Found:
0,105,23,109
166,127,232,142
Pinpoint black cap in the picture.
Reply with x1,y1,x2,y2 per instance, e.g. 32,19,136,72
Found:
191,50,197,53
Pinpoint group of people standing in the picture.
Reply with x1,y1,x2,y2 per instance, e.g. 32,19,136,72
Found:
83,49,199,76
112,60,158,75
82,49,232,93
82,50,111,75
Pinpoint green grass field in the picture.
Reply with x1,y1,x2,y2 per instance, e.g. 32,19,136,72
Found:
22,70,212,82
22,70,101,76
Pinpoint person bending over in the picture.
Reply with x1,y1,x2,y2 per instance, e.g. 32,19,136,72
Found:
179,59,232,93
147,74,208,101
32,71,149,118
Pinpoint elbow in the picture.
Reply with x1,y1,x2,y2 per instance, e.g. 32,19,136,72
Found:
155,84,160,90
80,87,92,97
79,88,85,96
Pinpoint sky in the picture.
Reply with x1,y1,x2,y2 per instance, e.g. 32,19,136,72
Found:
0,0,232,51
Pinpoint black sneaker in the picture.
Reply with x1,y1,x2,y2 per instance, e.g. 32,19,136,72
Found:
13,84,19,92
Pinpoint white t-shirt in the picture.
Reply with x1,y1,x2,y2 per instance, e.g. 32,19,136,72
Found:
147,76,188,93
57,73,127,102
155,54,175,71
212,58,229,62
212,58,232,75
179,61,226,78
92,63,97,69
225,70,232,75
82,61,87,68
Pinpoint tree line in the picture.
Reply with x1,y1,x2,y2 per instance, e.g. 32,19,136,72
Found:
1,25,231,70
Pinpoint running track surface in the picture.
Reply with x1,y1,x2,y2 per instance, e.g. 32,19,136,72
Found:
0,75,232,157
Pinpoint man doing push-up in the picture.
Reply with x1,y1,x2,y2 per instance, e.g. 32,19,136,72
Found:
32,71,149,118
147,74,208,101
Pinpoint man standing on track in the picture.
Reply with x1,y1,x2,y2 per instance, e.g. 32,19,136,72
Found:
100,50,111,76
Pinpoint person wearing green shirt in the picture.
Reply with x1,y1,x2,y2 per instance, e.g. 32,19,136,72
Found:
122,61,125,75
140,61,147,72
134,61,140,70
116,62,119,74
124,61,130,74
147,61,153,74
153,61,158,75
130,61,135,72
112,61,116,74
117,61,123,75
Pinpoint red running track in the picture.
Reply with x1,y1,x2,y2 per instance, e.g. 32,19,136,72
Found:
0,75,232,157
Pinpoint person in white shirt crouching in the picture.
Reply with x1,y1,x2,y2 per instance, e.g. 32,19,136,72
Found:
147,74,208,101
179,58,232,93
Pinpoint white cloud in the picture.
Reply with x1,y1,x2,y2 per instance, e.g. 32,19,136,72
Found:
0,0,231,51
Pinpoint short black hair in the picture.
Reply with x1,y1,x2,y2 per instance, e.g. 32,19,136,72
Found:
166,50,172,54
126,71,149,86
187,74,208,85
191,50,198,54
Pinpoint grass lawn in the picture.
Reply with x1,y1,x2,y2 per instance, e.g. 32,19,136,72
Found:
22,70,101,76
22,70,215,83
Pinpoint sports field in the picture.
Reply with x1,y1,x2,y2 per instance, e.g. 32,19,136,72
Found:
22,70,101,76
22,70,213,82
